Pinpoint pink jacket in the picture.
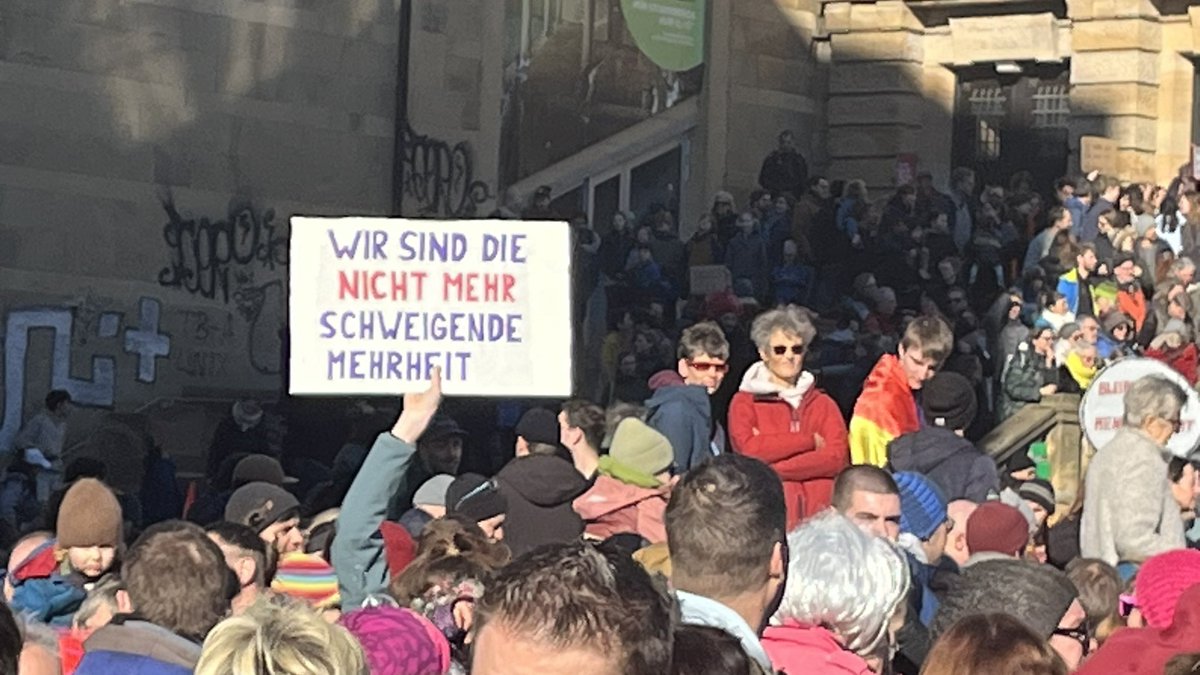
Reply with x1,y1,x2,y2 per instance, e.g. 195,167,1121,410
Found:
573,475,670,544
762,622,873,675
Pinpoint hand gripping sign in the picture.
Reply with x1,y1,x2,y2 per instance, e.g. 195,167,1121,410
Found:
1079,357,1200,458
289,217,572,397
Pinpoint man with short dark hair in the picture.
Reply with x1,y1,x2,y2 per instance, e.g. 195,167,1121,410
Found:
1057,242,1099,316
646,321,731,473
666,454,786,671
949,167,976,253
1081,174,1121,243
1024,206,1072,273
385,412,467,518
758,130,808,200
471,541,675,675
558,399,607,479
13,389,73,502
832,465,902,541
75,521,232,674
206,521,269,616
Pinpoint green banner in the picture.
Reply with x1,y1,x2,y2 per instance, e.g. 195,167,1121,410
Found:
620,0,705,72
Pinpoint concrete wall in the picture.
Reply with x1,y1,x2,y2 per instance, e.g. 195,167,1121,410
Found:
0,0,401,449
705,0,825,206
400,0,502,219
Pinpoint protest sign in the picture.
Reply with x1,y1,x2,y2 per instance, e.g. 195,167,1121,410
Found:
289,217,572,397
1080,136,1118,176
1080,357,1200,458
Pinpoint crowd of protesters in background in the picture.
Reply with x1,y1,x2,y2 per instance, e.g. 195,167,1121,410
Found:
3,131,1200,673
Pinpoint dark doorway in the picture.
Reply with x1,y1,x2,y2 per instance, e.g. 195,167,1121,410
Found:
952,62,1070,195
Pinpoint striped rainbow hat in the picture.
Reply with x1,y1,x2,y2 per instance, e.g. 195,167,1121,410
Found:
271,552,341,609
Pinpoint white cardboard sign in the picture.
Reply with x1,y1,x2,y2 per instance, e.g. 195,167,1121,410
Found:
288,217,572,397
1079,357,1200,458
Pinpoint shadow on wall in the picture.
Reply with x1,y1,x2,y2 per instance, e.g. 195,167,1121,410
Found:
0,0,406,469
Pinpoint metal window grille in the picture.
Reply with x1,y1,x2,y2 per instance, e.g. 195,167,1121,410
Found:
1033,84,1070,128
968,87,1006,117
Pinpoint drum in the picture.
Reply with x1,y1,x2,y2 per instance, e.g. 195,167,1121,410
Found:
1079,357,1200,458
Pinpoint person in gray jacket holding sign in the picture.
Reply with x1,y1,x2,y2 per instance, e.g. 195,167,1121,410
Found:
1081,375,1188,579
332,369,441,609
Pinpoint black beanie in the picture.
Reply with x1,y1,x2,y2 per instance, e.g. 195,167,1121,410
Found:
932,559,1078,641
446,473,507,522
921,371,978,431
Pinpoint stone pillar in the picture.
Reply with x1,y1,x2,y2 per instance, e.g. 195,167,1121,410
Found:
1153,10,1200,183
824,1,926,192
1068,0,1162,181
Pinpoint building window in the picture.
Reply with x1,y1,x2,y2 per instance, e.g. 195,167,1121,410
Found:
968,87,1005,161
977,119,1001,161
968,86,1006,117
1033,84,1070,128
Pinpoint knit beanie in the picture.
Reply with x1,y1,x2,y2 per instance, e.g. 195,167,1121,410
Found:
1006,450,1036,475
271,552,341,609
610,418,674,476
1018,478,1056,517
1092,281,1118,301
921,372,978,431
225,482,301,534
1102,311,1133,335
56,478,123,549
1134,549,1200,629
966,501,1030,557
446,473,506,522
412,474,455,508
894,472,949,540
340,606,451,675
932,558,1077,640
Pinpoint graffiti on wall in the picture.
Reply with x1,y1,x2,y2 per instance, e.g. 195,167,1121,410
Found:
156,193,289,304
398,124,493,218
0,298,171,450
156,193,286,375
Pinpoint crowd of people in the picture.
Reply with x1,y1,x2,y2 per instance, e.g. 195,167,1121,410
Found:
3,134,1200,673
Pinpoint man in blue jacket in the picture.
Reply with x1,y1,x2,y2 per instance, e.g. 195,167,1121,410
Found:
75,521,232,674
646,322,730,474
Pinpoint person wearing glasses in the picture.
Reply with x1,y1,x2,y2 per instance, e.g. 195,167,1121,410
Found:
998,321,1060,422
933,558,1091,671
1081,375,1188,579
729,306,849,529
850,316,954,467
645,321,731,474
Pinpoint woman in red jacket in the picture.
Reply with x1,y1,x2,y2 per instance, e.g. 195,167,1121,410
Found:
730,306,850,530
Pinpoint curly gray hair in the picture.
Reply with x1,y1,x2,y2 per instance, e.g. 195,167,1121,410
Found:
774,511,911,658
750,306,817,352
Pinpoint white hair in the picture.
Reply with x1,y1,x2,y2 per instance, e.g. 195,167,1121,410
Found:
1123,375,1187,428
775,512,911,657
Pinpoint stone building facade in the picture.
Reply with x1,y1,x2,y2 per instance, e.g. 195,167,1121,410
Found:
416,0,1200,223
3,0,1200,466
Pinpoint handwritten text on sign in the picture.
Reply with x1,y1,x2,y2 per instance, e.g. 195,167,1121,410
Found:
1079,358,1200,458
289,217,572,396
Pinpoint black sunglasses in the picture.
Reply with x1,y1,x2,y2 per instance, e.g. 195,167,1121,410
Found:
1052,623,1092,656
772,345,806,356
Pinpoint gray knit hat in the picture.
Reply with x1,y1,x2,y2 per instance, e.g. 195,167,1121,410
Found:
932,559,1078,640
